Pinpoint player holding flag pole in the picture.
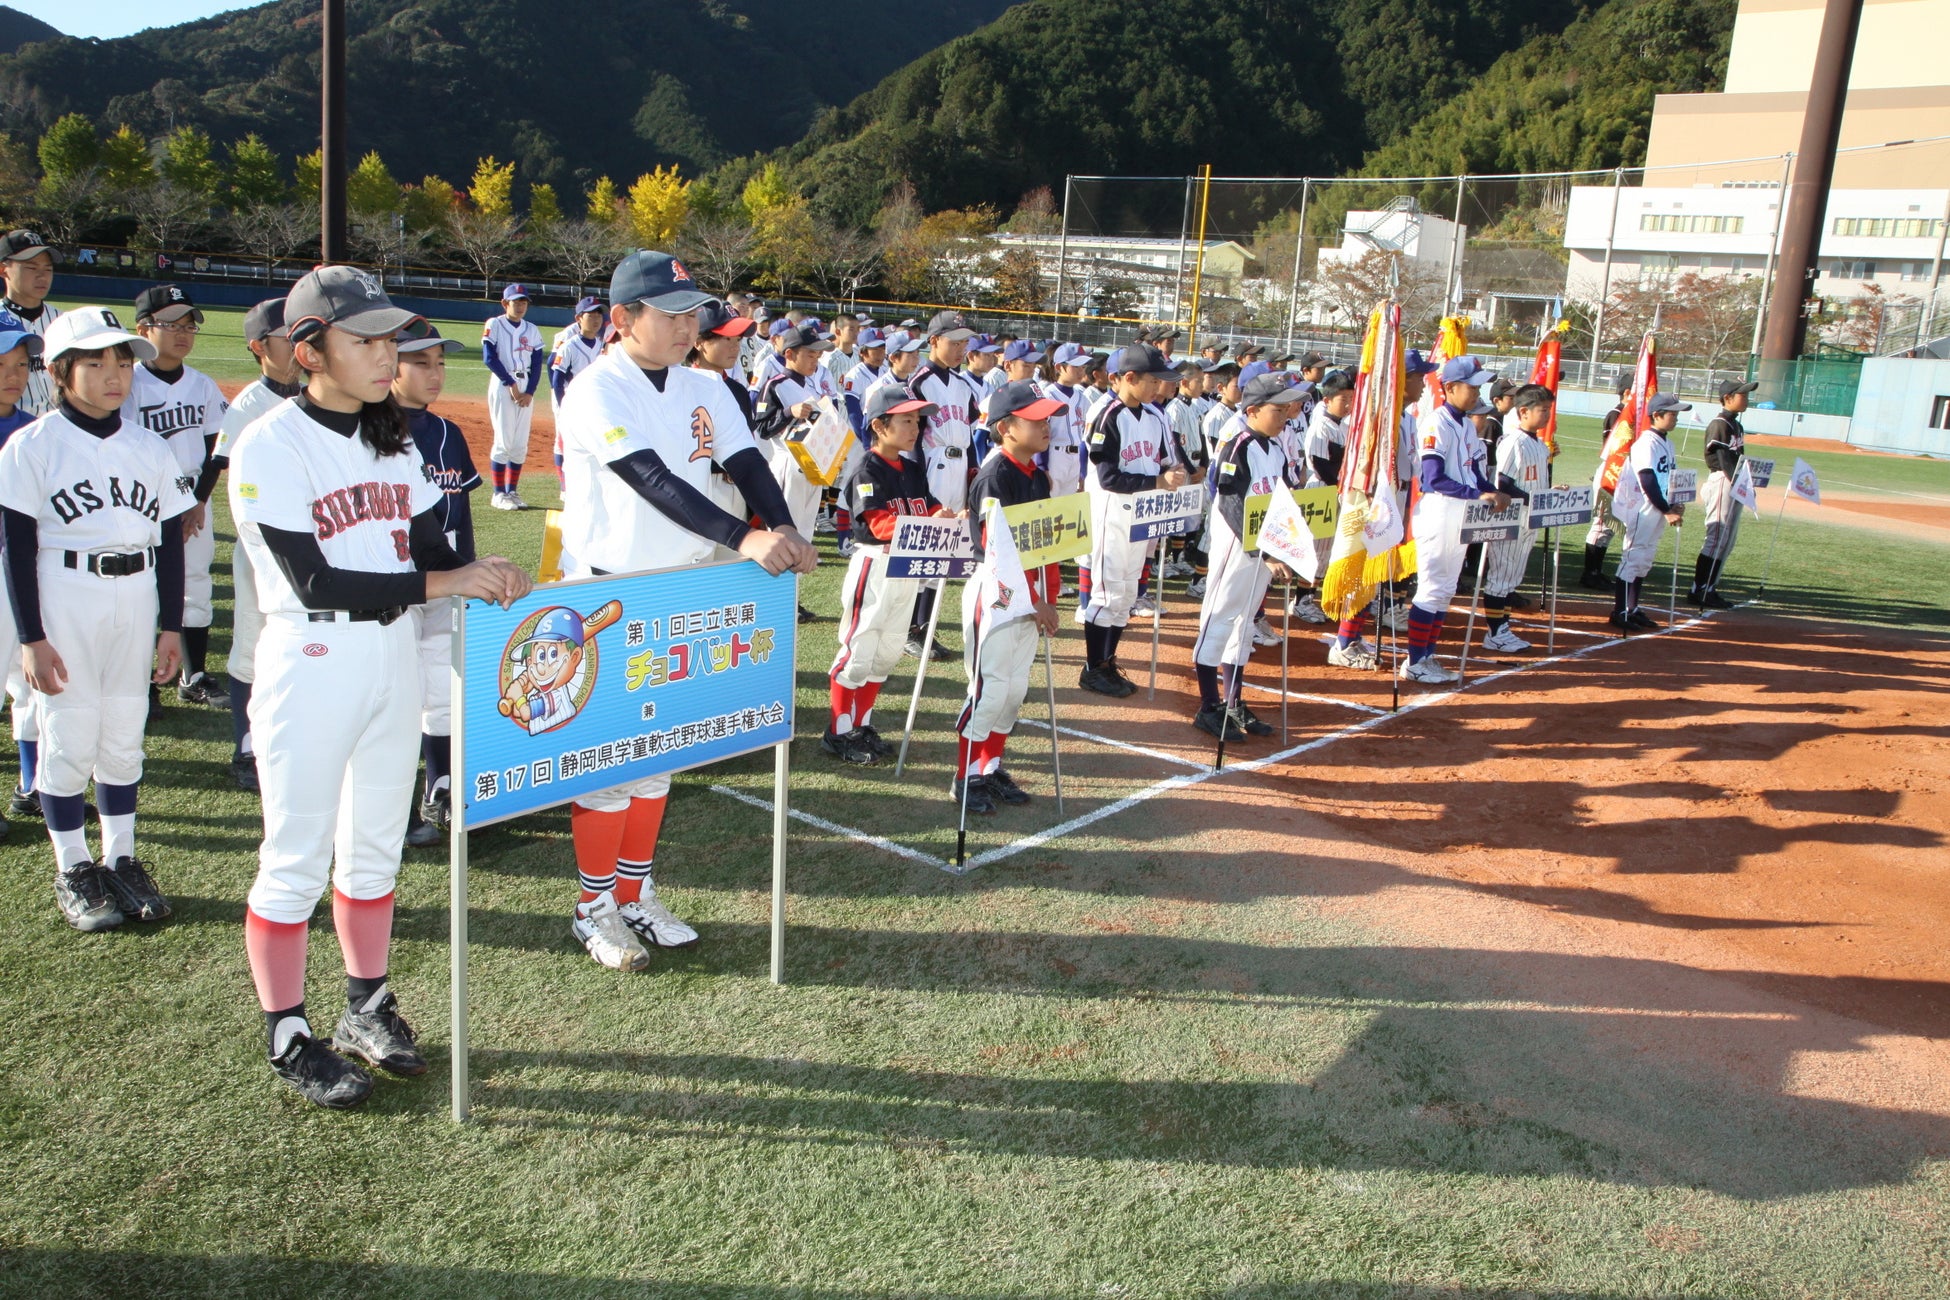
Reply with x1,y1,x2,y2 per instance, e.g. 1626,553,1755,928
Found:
1318,303,1406,676
1583,333,1657,589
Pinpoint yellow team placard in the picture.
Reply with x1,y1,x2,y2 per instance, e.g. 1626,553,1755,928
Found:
1002,494,1092,567
1242,492,1271,551
1292,485,1341,539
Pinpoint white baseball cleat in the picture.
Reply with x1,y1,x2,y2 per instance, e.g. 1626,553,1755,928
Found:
572,891,651,971
1327,640,1379,670
1289,594,1330,625
1132,595,1157,617
490,492,519,511
1187,577,1206,599
619,886,699,949
1483,627,1532,654
1378,603,1409,632
1398,657,1458,684
1252,616,1281,647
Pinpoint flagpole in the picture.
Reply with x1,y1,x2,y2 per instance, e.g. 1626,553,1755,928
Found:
1756,491,1793,599
1147,564,1163,699
1388,548,1401,713
1547,524,1561,657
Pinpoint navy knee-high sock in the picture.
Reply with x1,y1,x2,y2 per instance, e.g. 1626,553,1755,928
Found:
229,680,253,760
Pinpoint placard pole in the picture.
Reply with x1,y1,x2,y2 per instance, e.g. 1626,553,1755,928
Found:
1667,516,1684,620
1043,633,1065,817
1546,525,1561,657
448,598,470,1124
1457,543,1489,684
894,580,947,776
770,739,788,985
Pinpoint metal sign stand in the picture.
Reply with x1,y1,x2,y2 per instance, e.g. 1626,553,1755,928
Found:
894,580,948,777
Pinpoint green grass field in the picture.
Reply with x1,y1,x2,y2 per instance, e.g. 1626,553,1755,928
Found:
3,305,1948,1296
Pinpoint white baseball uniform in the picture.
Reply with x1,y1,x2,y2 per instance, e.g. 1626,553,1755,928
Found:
753,368,836,539
1194,430,1285,670
123,361,227,630
1043,382,1090,499
1615,428,1676,585
483,312,543,468
1080,400,1168,629
1,299,60,416
908,361,984,512
216,379,292,691
1411,404,1492,614
1485,429,1550,598
228,402,441,923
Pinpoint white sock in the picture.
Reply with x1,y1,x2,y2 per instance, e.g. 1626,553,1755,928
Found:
101,812,136,865
47,823,90,870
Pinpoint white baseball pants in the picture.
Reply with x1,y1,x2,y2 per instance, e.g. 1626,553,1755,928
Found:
227,541,264,685
1080,490,1146,629
831,547,919,690
488,383,534,466
32,558,159,798
1617,504,1667,584
1192,527,1270,670
958,584,1038,742
1411,496,1468,614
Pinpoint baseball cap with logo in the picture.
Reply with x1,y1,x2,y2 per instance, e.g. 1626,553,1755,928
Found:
1404,348,1435,376
501,283,530,302
396,322,463,355
858,327,888,349
1110,343,1177,378
609,250,712,314
1002,339,1046,364
925,310,975,341
863,385,936,424
969,334,1002,355
1487,376,1518,402
134,283,203,325
43,305,158,364
1051,342,1094,370
1647,393,1693,415
0,308,43,358
285,265,423,342
776,324,832,352
243,298,289,343
0,230,54,262
985,378,1064,424
1237,360,1271,389
696,300,756,338
853,312,875,324
573,295,605,316
1242,372,1309,408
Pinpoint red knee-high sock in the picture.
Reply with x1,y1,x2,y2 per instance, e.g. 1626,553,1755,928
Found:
244,907,308,1013
829,679,856,734
508,464,523,490
835,508,852,533
332,889,394,979
956,734,978,778
981,731,1007,774
1337,616,1364,644
855,680,883,727
613,796,667,906
571,805,627,902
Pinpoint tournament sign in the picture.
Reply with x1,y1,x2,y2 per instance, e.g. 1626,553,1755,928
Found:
1241,492,1272,551
1127,484,1208,541
1458,500,1525,544
1006,493,1093,566
1747,457,1776,488
886,515,977,580
1526,485,1595,530
1668,468,1699,506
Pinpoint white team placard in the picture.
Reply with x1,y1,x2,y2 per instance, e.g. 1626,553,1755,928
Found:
1526,485,1595,530
1669,468,1699,505
885,514,978,579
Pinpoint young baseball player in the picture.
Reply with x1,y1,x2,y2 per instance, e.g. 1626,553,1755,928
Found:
1693,378,1755,608
549,296,606,484
954,380,1064,814
0,309,42,834
0,230,60,417
390,325,479,848
752,325,838,606
843,327,891,406
483,283,542,509
1191,371,1305,741
211,298,299,792
903,313,985,654
1581,377,1636,589
557,251,814,974
1479,384,1555,654
823,313,863,388
1611,394,1688,632
1402,357,1508,684
228,266,531,1108
825,386,946,766
1078,344,1189,697
686,301,762,539
1302,371,1354,488
1040,343,1095,502
0,308,193,932
126,284,230,713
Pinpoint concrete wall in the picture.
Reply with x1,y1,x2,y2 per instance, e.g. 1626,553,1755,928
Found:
1851,356,1950,455
51,272,577,330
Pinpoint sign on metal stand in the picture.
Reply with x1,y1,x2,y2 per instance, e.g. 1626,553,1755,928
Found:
1456,500,1524,683
1127,484,1206,697
1526,486,1594,657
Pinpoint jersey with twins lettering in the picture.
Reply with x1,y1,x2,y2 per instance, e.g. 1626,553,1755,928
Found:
557,350,758,573
844,449,937,544
483,313,543,386
1086,400,1168,496
227,402,442,616
0,407,195,551
123,361,228,478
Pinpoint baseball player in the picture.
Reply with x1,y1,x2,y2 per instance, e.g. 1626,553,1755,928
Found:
483,283,543,510
210,298,300,792
228,266,531,1108
823,313,864,388
0,307,194,933
751,324,839,578
860,329,923,408
1402,357,1508,684
1693,378,1755,609
1191,371,1305,742
125,284,231,714
954,379,1064,815
825,385,946,766
0,230,60,417
688,301,761,532
1580,378,1636,589
1610,394,1688,632
549,296,606,484
748,317,793,392
842,327,891,407
556,250,814,974
1479,384,1555,654
389,324,479,848
903,313,985,654
0,308,42,834
1078,343,1189,697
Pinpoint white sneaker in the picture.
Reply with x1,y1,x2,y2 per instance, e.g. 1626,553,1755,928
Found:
1398,657,1458,684
1169,558,1197,578
572,891,651,971
1483,627,1531,654
813,509,835,535
490,492,518,512
1327,640,1378,670
1252,616,1280,647
1187,577,1206,599
1379,603,1409,632
506,491,530,511
1132,595,1157,617
837,536,856,558
1289,594,1330,625
618,887,699,949
1057,583,1073,599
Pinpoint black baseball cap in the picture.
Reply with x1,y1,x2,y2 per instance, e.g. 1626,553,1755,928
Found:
1298,351,1327,369
776,324,832,352
1110,343,1177,378
925,310,975,341
134,283,202,324
285,265,423,342
864,386,936,424
1487,377,1518,402
985,379,1064,424
1242,373,1309,408
1151,326,1182,341
1716,379,1758,398
610,250,712,314
0,230,54,262
242,297,288,342
396,322,463,355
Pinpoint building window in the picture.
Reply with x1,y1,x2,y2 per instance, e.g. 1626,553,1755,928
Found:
1832,260,1878,279
1639,214,1745,234
1931,396,1950,431
1831,217,1947,238
1900,262,1930,282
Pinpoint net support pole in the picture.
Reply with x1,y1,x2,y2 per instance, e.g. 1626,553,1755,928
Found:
1283,181,1312,351
1446,175,1466,319
1186,165,1214,340
320,0,348,262
1750,154,1796,360
1591,167,1623,368
1051,176,1072,330
1173,175,1194,330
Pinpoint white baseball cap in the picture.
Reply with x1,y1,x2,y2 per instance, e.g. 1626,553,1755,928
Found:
43,306,157,364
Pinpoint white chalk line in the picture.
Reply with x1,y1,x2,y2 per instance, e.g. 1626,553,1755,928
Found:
1014,717,1208,771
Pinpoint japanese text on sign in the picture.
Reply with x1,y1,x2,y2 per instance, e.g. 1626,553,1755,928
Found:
1526,485,1595,530
1668,468,1699,505
886,515,978,579
1459,500,1525,544
1001,494,1092,567
1747,457,1775,488
1127,484,1208,541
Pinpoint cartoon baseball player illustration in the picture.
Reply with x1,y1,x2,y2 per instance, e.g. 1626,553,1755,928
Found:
499,600,622,734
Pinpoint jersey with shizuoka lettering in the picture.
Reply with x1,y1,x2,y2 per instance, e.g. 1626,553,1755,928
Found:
227,401,442,616
0,408,195,552
557,351,759,573
123,362,228,478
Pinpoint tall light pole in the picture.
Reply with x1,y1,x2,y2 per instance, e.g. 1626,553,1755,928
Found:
321,0,348,262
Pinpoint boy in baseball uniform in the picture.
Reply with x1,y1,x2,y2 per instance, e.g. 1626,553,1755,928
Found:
902,313,984,656
211,298,299,792
0,229,60,416
0,309,42,834
1611,394,1688,632
483,283,542,510
549,296,606,484
1580,378,1636,589
1402,357,1508,684
752,325,839,621
1693,378,1755,609
0,308,193,932
126,284,230,713
1479,384,1555,654
825,386,946,767
556,251,814,974
955,380,1064,815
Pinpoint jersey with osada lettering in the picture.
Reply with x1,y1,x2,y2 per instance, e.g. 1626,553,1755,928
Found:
557,350,758,573
227,401,442,616
123,361,228,478
844,448,938,544
0,408,194,551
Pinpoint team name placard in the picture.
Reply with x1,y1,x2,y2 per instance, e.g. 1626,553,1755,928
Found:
886,515,978,579
1526,485,1595,530
1126,484,1207,541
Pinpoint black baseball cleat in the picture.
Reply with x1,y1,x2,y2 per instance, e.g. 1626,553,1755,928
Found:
820,728,880,765
404,815,442,849
1102,662,1140,697
951,775,997,816
1700,590,1732,610
1578,572,1610,591
1231,702,1275,738
797,604,819,624
147,683,165,723
8,790,98,821
333,990,428,1076
177,672,230,708
420,788,451,831
1627,608,1660,630
103,857,171,922
270,1032,375,1109
1194,704,1247,742
855,725,896,758
1079,664,1128,698
230,754,260,792
986,768,1032,805
1607,612,1633,634
54,862,123,932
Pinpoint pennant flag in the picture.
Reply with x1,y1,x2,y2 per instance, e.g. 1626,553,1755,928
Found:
1320,302,1408,615
1364,482,1405,553
1256,482,1321,582
1731,458,1759,513
976,501,1035,626
1597,333,1658,496
1528,324,1565,459
1789,457,1822,505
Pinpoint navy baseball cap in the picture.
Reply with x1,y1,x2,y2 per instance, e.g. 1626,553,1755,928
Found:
696,300,755,337
1237,360,1271,389
243,297,288,342
858,327,888,349
1200,358,1236,375
0,308,41,358
884,330,923,355
397,322,463,355
1002,339,1045,363
609,250,712,314
925,310,975,341
1242,372,1308,408
0,230,54,262
1404,348,1435,376
1647,394,1693,415
776,324,831,352
969,333,1002,354
767,318,793,339
1438,356,1496,386
863,386,936,424
134,283,202,324
1716,379,1758,398
1299,351,1327,369
285,265,423,342
501,283,530,302
985,379,1064,424
574,295,605,315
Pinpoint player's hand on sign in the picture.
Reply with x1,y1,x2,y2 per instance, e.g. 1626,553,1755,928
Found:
740,527,815,576
791,401,817,421
1482,491,1511,512
152,631,183,685
23,641,67,695
1032,600,1059,637
1159,467,1189,490
181,501,208,539
431,558,531,608
1665,508,1685,525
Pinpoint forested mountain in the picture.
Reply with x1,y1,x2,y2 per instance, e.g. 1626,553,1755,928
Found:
0,6,58,56
0,0,1015,189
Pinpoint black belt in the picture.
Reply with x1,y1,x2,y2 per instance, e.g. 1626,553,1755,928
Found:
63,549,152,577
308,607,407,626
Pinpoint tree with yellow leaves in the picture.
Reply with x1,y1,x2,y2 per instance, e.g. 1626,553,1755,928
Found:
627,166,690,247
585,176,622,227
469,156,516,218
